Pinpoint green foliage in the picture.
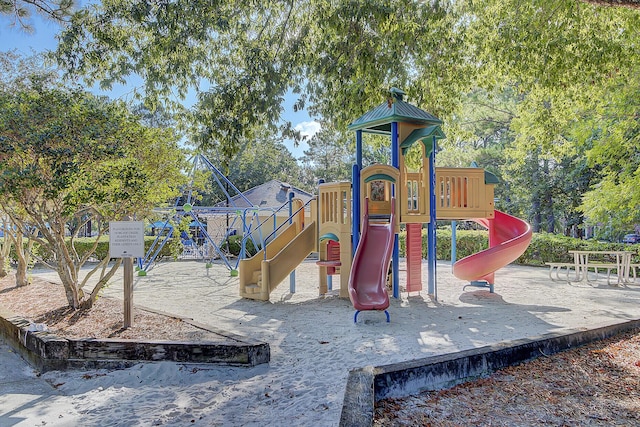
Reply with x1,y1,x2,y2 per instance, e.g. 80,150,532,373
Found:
203,133,304,199
521,233,640,265
299,124,353,188
464,0,638,96
225,235,258,257
579,74,640,228
1,0,75,30
0,53,190,308
307,0,469,125
6,235,178,265
49,0,640,238
54,0,469,143
0,85,188,219
54,0,637,138
398,228,490,261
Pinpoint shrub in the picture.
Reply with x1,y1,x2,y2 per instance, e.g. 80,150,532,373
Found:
398,228,640,266
398,228,488,260
225,235,258,257
8,235,180,266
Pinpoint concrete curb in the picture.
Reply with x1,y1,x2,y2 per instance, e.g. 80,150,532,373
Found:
0,306,270,372
339,318,640,427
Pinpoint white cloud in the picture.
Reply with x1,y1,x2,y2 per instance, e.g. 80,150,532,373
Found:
294,121,321,138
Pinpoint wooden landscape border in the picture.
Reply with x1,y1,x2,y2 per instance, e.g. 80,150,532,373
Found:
0,306,270,372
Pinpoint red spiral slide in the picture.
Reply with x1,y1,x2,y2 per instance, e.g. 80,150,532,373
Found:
452,210,532,284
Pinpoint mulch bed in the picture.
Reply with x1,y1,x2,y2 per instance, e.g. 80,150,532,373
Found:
0,273,218,341
374,328,640,426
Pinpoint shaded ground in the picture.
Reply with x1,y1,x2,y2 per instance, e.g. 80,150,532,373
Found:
374,328,640,426
0,274,216,341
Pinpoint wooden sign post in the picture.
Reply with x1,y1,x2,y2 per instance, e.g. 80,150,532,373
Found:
109,221,145,329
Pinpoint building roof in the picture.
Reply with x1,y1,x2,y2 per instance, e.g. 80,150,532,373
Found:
216,180,314,210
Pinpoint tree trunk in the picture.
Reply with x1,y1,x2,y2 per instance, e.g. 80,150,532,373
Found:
546,213,555,233
13,233,30,287
576,214,585,239
545,198,555,233
542,159,555,233
15,254,29,287
0,219,13,278
0,240,10,278
531,199,541,233
57,258,81,309
84,258,122,308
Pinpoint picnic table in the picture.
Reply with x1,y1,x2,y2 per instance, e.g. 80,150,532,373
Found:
547,250,635,285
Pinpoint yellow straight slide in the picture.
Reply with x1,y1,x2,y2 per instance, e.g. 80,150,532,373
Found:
239,221,317,301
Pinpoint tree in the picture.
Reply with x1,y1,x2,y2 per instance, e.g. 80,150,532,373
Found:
0,50,58,90
578,72,640,234
226,136,303,193
455,1,639,235
0,67,188,309
54,0,637,140
54,1,468,150
463,0,638,97
0,52,59,283
7,222,37,287
198,133,304,206
52,0,640,237
0,213,12,278
1,0,75,30
299,125,352,188
581,0,640,9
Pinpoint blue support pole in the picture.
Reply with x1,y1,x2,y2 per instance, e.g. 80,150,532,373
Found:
272,213,277,239
451,220,457,266
391,122,400,299
356,130,363,169
352,130,363,255
428,135,437,299
240,210,247,261
288,192,296,293
352,163,361,256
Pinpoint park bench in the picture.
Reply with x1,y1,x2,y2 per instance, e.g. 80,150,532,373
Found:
545,262,575,282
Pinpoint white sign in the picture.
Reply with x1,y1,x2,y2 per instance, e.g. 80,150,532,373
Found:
109,221,145,258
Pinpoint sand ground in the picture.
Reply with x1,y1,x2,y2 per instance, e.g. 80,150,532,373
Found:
2,258,640,426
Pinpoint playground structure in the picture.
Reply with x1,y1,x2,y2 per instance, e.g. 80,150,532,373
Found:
238,88,532,322
138,155,306,276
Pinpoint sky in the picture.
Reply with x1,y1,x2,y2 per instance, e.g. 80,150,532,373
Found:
0,9,319,160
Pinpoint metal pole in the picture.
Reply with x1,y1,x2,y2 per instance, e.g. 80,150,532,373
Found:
352,130,363,255
391,121,400,299
428,135,437,299
289,192,296,293
451,220,457,266
352,163,361,255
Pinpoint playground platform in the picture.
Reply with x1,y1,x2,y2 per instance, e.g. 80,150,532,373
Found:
3,259,640,426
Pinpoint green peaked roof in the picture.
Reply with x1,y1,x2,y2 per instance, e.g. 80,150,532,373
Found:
348,89,442,133
400,125,446,156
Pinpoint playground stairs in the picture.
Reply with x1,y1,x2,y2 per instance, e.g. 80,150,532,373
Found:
239,220,317,301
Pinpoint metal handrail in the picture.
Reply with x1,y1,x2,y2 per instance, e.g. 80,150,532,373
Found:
260,198,313,260
237,199,292,261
